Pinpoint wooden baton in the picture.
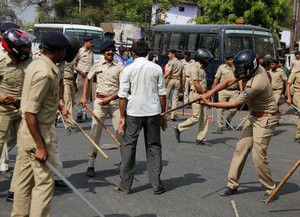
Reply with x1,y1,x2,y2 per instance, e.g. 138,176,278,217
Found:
265,159,300,204
67,115,109,159
161,98,199,116
84,105,121,147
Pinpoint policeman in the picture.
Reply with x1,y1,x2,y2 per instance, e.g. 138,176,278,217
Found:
11,32,79,217
213,52,243,134
270,59,287,106
164,49,184,121
0,28,33,202
0,22,21,178
291,51,300,74
181,51,195,105
63,59,76,120
75,36,94,121
200,50,278,202
173,49,213,145
80,40,124,177
286,59,300,142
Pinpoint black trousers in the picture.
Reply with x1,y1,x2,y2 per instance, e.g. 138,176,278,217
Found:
119,114,163,192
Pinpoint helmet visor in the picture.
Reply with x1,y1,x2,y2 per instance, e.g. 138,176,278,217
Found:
233,64,245,79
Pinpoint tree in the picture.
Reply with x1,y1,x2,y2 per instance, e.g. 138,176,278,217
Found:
195,0,292,32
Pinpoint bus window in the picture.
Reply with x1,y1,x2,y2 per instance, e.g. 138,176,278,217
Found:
162,33,170,55
199,34,219,59
225,37,242,54
65,29,104,54
169,33,180,50
187,33,197,51
254,31,276,59
243,37,254,50
152,33,161,52
34,27,63,44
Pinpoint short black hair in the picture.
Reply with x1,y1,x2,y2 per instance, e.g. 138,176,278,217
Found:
184,51,191,56
131,41,149,57
261,60,271,68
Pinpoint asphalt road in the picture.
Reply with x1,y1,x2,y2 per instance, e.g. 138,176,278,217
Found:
1,102,300,217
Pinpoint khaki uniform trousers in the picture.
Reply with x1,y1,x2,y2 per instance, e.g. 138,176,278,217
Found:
178,92,209,141
64,82,75,118
273,89,282,106
75,81,86,117
0,115,20,154
226,115,278,194
88,98,122,167
11,139,55,217
293,94,300,138
217,90,239,128
183,77,190,104
166,79,181,119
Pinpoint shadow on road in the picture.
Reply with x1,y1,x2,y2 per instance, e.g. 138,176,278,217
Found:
132,173,206,193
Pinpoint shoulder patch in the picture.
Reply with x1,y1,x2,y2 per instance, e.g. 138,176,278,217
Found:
242,91,248,97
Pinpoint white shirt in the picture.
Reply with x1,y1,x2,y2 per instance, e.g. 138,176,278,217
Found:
118,57,166,117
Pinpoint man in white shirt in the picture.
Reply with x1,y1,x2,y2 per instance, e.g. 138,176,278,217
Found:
115,41,167,195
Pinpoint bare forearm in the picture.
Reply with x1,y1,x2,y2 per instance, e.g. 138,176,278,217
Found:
119,98,127,118
194,81,205,94
81,78,90,100
207,100,241,109
25,112,45,149
160,95,166,113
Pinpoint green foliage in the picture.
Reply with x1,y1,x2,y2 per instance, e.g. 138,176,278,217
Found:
196,0,293,32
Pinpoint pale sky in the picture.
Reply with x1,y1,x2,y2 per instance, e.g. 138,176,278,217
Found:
11,3,37,23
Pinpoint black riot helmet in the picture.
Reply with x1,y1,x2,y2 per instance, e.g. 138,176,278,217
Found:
63,33,80,62
194,48,213,66
1,28,35,61
233,50,259,80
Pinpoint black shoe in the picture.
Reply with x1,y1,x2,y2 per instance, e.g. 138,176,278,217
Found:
77,114,83,122
113,186,130,195
55,180,68,188
195,139,205,145
170,118,177,122
219,187,237,196
216,127,223,134
173,126,181,142
262,193,279,203
225,120,231,129
86,167,95,177
6,191,14,202
153,187,166,195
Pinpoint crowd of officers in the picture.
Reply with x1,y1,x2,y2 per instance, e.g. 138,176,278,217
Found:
1,20,300,216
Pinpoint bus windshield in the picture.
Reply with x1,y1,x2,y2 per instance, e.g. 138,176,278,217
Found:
225,29,276,59
65,28,104,54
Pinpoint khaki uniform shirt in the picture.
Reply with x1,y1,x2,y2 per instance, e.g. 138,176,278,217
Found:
87,59,124,96
292,59,300,73
215,64,237,89
270,67,287,90
0,52,31,118
288,70,300,95
236,66,277,113
18,54,60,149
181,59,195,77
190,62,207,93
167,57,184,78
75,47,94,83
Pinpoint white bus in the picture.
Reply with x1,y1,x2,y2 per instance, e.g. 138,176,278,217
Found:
32,23,105,60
